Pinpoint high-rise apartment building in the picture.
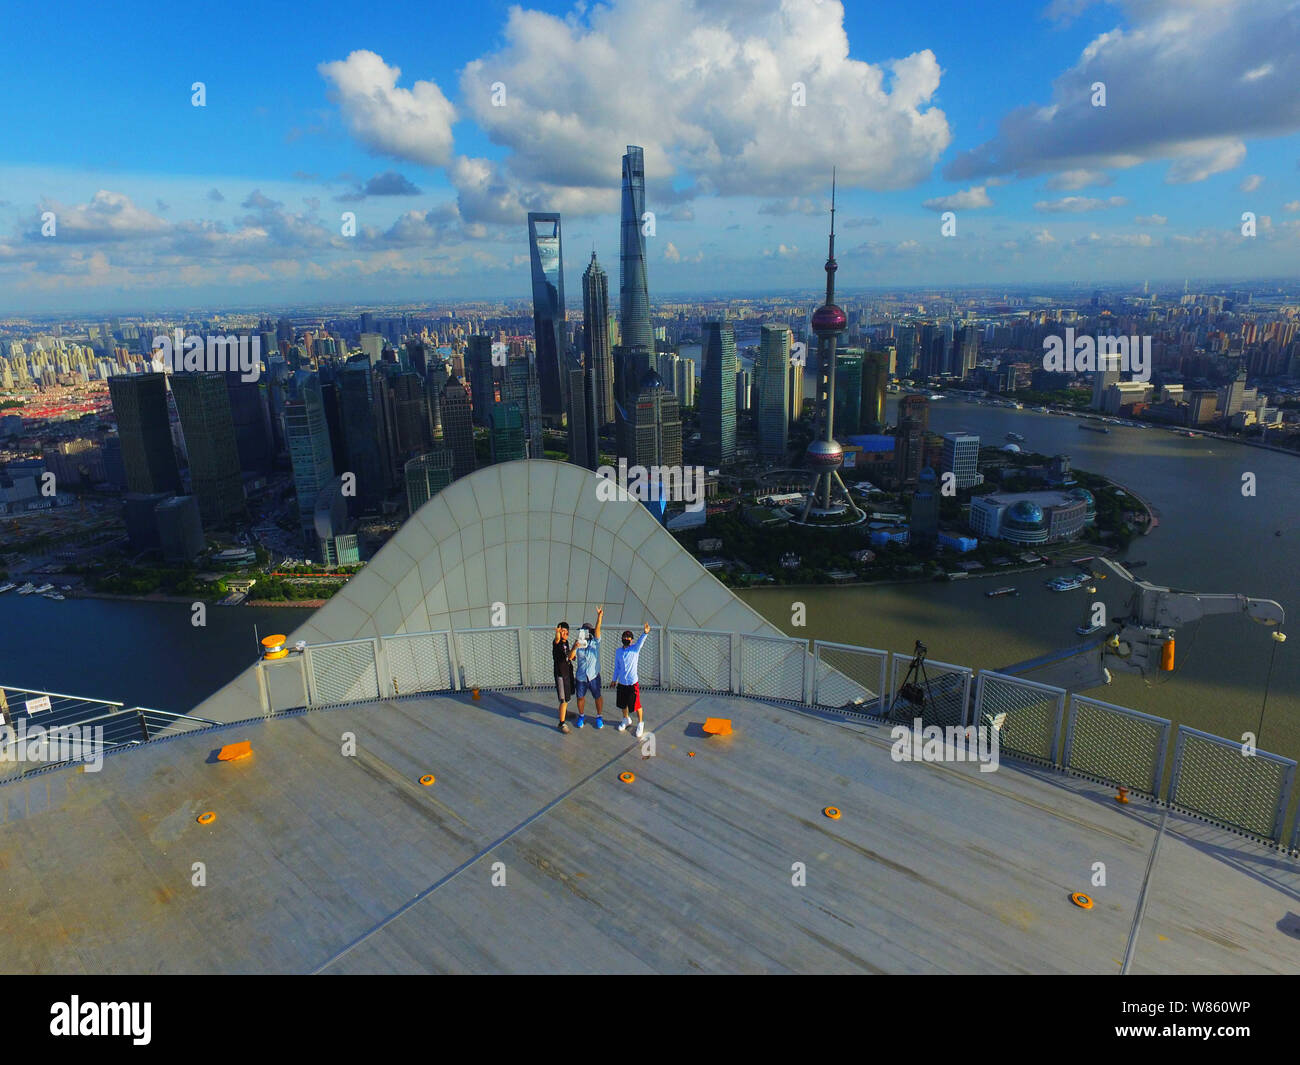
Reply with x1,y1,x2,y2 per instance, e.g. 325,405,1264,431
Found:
566,364,598,470
338,359,387,511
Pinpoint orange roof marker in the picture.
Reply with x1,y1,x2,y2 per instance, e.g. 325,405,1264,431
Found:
702,718,732,736
687,751,696,757
197,811,217,825
824,807,841,820
419,774,436,786
619,772,635,784
1070,892,1093,910
217,741,252,762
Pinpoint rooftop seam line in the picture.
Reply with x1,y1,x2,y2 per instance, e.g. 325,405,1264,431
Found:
1121,807,1169,975
310,697,699,975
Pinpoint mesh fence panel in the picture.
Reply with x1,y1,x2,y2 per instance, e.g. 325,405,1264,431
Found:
382,633,455,697
888,654,971,728
456,629,524,689
307,641,380,706
668,629,732,693
263,657,310,712
974,671,1065,764
525,627,556,688
1064,695,1169,795
813,644,888,714
739,634,807,702
1169,727,1294,841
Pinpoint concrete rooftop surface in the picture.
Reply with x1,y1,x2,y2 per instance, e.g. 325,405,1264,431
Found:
2,688,1298,974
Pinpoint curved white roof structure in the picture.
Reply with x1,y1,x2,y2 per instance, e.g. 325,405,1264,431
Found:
195,460,783,720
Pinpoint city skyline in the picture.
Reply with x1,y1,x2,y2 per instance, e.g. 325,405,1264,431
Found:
3,0,1300,313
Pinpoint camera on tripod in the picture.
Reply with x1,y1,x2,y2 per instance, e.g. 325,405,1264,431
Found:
898,640,929,707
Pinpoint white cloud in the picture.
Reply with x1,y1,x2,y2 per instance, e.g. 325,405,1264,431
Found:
319,1,952,224
946,0,1300,184
1164,139,1247,184
32,190,170,243
1045,169,1112,191
1034,195,1128,213
1239,173,1263,192
318,50,457,168
1283,201,1300,212
1135,214,1167,225
922,186,993,212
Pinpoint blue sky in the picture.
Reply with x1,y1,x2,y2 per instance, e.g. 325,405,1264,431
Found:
1,0,1298,313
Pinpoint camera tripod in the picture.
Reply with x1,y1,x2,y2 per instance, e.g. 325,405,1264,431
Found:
888,640,935,721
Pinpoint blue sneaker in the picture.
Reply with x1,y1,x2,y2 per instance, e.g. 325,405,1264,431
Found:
575,715,586,728
594,716,604,729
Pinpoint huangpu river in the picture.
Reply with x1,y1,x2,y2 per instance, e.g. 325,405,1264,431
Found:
1,395,1296,757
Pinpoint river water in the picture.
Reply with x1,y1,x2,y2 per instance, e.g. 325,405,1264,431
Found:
739,397,1300,759
1,395,1296,756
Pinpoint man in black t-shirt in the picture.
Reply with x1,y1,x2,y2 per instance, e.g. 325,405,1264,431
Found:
553,621,578,734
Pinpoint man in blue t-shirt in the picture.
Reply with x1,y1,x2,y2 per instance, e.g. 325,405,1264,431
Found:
573,606,605,729
614,622,651,739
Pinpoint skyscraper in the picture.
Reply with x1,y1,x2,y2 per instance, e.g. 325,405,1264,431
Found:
467,335,496,426
619,147,653,357
860,350,890,433
833,351,863,437
338,359,387,512
582,251,615,429
504,352,543,458
108,373,181,496
894,394,929,489
629,370,681,469
225,375,274,474
941,432,983,489
701,321,737,466
757,324,791,461
490,402,526,463
404,449,453,514
284,370,336,541
527,213,566,422
566,364,598,470
788,360,805,423
440,376,477,480
170,372,245,526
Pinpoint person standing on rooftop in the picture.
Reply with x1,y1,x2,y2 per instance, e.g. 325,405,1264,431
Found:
614,622,651,739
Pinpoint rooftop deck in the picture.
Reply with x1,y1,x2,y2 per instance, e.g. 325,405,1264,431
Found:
3,687,1298,974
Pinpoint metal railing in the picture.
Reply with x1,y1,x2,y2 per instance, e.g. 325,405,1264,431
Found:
0,687,221,783
7,624,1299,852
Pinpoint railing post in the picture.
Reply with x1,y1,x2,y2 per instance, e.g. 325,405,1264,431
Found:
255,661,271,715
731,632,740,694
373,637,392,699
447,631,463,691
662,628,673,690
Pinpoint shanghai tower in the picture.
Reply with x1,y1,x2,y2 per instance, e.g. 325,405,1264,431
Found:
619,146,653,366
528,212,566,422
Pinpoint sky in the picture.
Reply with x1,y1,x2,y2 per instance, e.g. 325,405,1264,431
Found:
1,0,1298,314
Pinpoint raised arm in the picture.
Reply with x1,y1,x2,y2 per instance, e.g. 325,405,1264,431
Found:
595,606,603,640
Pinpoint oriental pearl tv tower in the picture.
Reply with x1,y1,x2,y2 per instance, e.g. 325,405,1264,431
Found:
796,172,863,525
